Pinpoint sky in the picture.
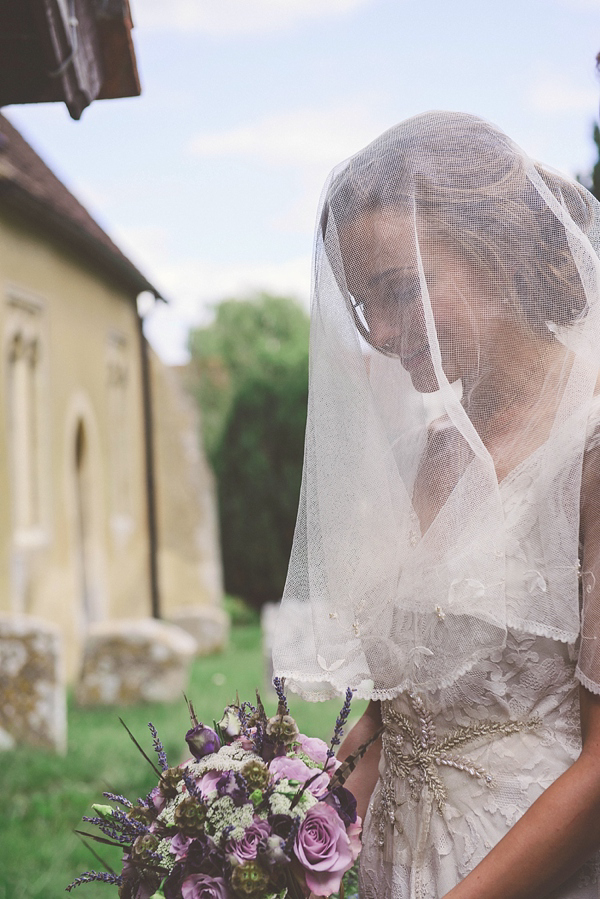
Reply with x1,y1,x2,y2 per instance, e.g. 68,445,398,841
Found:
4,0,600,364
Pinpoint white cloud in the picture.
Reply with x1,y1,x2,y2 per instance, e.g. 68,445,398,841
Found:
134,0,371,36
189,102,395,234
526,73,598,114
555,0,600,9
189,103,389,168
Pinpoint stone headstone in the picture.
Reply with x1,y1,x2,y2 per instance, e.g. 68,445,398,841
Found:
169,605,229,656
76,618,197,706
261,602,280,695
0,614,66,753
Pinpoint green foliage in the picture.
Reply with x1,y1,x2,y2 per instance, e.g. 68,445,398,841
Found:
187,293,309,465
0,625,365,898
224,593,261,627
216,355,308,607
578,124,600,202
187,293,310,608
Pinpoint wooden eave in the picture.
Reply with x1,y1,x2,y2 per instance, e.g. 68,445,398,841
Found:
0,0,141,120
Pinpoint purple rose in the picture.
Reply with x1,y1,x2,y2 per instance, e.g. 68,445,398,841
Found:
294,802,354,897
149,785,165,813
216,771,248,807
197,769,222,799
324,785,358,826
297,735,329,764
226,819,271,864
186,835,227,877
120,859,161,899
181,873,230,899
269,756,329,798
170,832,193,861
186,724,221,760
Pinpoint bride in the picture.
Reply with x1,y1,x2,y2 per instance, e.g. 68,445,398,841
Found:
273,111,600,898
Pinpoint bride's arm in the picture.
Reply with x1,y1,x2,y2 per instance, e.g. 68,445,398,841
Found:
443,448,600,899
335,699,383,821
441,687,600,899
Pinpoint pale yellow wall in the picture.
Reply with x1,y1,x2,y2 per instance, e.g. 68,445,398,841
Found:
0,211,152,679
150,352,223,617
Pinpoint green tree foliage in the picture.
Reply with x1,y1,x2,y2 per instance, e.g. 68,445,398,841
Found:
217,358,308,607
187,293,309,607
188,293,309,466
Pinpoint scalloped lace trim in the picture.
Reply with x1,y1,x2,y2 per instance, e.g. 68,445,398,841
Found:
575,667,600,696
506,616,578,644
276,620,580,701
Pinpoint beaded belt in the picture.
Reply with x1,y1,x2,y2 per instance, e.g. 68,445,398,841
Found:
373,692,539,851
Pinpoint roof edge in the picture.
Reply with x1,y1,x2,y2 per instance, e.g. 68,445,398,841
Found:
0,176,165,301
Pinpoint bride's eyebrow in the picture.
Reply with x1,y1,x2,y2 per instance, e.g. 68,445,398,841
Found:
367,267,418,289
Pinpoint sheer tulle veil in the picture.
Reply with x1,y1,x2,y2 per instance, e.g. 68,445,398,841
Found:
272,111,600,701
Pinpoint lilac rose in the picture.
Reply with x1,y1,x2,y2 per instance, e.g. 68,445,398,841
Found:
197,769,222,799
269,756,329,797
186,724,220,760
226,818,271,865
297,735,330,764
216,771,248,807
324,785,358,826
186,835,227,878
170,832,193,861
294,802,354,896
181,873,230,899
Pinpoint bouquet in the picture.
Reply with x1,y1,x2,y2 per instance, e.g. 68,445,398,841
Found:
67,679,374,899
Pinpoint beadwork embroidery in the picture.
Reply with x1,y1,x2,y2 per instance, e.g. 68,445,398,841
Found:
374,692,540,849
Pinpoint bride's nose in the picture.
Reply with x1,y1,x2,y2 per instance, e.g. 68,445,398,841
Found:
367,297,427,356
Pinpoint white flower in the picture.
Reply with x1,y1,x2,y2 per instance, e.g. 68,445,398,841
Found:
205,795,254,843
156,837,176,871
218,705,242,738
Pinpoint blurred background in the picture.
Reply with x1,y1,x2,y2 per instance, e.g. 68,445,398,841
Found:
0,0,599,895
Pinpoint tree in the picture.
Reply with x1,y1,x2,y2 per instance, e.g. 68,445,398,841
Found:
578,124,600,202
187,293,309,465
187,293,310,607
216,357,308,607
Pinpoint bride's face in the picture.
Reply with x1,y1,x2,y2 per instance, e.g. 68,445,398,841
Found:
339,209,489,393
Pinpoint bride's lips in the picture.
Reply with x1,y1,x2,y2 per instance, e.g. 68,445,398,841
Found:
401,346,430,370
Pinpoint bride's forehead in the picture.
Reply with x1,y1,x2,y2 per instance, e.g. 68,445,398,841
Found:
336,210,458,283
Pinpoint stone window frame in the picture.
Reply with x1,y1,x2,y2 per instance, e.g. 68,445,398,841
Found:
106,329,134,546
3,285,51,550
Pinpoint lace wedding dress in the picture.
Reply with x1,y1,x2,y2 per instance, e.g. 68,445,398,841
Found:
358,419,600,899
271,111,600,899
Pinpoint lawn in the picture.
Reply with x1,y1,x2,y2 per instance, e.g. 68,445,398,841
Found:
0,623,365,899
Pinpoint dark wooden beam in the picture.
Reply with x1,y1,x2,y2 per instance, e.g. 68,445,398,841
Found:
0,0,140,119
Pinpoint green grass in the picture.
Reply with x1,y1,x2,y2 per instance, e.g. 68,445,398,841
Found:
0,624,365,899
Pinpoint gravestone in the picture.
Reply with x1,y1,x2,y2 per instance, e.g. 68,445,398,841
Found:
77,618,197,706
0,614,66,753
169,605,229,656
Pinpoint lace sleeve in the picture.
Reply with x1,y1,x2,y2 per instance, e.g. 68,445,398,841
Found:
576,397,600,694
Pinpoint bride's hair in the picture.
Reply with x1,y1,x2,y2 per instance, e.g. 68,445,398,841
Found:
322,111,595,335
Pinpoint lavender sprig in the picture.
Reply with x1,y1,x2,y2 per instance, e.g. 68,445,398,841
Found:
182,769,202,799
66,871,123,892
324,688,353,772
272,677,289,714
102,792,133,808
148,722,168,771
80,817,133,845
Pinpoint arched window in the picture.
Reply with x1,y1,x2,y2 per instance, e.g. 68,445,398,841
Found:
6,296,44,539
